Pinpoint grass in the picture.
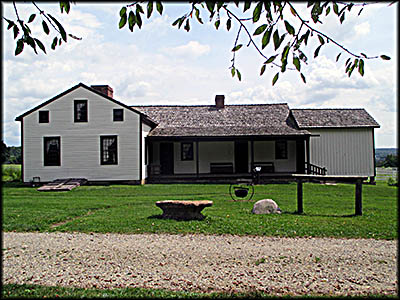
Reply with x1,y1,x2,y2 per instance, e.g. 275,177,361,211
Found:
2,181,397,239
2,283,397,299
2,181,397,298
2,164,21,182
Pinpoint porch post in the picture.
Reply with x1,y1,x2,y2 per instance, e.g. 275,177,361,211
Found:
250,140,254,171
196,140,199,177
306,136,310,174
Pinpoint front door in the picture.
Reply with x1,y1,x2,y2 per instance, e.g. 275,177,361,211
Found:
160,143,174,175
235,141,248,173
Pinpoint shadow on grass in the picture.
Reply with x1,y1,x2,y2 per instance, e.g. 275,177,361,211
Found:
282,211,357,218
147,214,209,222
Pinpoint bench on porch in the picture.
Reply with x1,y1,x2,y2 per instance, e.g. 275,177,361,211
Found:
210,162,234,174
155,200,213,220
254,162,275,173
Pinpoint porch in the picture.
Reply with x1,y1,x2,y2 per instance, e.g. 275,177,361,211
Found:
145,136,323,184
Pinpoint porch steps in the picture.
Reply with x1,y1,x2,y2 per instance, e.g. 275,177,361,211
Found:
37,178,87,191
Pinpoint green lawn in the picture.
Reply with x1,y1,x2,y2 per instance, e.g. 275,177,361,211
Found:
2,181,397,239
2,182,397,298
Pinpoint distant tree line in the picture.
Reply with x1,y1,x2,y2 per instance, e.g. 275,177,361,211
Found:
376,154,398,168
1,141,22,164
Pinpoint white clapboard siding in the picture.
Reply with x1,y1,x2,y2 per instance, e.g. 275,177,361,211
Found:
22,87,142,182
308,128,375,176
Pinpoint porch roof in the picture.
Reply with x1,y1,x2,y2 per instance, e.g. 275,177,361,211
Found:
132,103,311,137
291,108,380,129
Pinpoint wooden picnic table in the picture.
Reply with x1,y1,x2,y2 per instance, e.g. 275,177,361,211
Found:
292,174,368,216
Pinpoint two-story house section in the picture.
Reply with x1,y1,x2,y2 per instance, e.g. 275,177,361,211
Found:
15,83,156,183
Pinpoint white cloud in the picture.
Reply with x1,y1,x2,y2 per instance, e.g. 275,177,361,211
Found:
354,21,370,37
163,41,210,58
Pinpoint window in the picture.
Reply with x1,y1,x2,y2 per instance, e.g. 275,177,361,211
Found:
181,142,193,161
44,137,60,166
39,111,49,123
74,100,88,122
100,136,118,165
113,109,124,121
275,140,287,159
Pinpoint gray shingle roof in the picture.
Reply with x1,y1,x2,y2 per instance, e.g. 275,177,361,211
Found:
132,104,311,137
291,109,380,129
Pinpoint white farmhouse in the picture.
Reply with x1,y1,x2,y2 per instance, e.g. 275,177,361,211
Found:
15,83,380,184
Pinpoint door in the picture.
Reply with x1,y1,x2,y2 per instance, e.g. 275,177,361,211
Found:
160,143,174,175
296,140,305,173
235,141,248,173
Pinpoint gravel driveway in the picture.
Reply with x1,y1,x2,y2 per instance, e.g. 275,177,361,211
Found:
2,232,397,296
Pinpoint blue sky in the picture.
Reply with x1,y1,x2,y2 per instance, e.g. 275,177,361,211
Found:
2,2,398,148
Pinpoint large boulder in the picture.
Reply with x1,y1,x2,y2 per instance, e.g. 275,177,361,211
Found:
252,199,282,214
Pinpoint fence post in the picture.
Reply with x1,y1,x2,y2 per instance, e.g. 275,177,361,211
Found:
297,179,303,214
355,179,362,216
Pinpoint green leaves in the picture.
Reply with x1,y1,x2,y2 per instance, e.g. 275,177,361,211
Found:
231,44,243,52
195,7,203,24
243,2,251,12
380,55,391,60
13,25,19,39
60,1,71,14
272,29,285,50
265,55,277,64
272,72,279,85
261,28,272,49
226,18,232,31
230,66,241,81
314,45,322,58
28,14,36,23
358,59,364,76
284,21,295,35
42,20,50,35
184,19,190,32
15,39,24,56
128,11,136,31
48,14,67,42
253,2,262,22
147,2,153,18
260,64,266,76
156,1,163,15
206,2,215,14
253,24,267,36
34,38,46,54
293,56,301,71
214,20,220,30
51,37,58,50
300,73,306,83
119,8,127,29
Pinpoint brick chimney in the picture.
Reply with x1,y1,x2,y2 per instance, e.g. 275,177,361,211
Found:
215,95,225,109
91,85,113,98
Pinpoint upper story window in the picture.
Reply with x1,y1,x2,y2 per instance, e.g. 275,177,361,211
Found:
275,140,288,159
181,142,194,161
100,135,118,165
39,111,49,123
74,100,88,122
44,137,60,166
113,109,124,122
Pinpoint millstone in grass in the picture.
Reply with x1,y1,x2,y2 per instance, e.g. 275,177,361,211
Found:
252,199,282,215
